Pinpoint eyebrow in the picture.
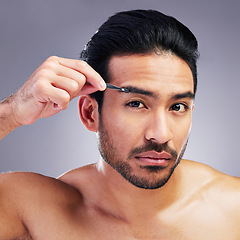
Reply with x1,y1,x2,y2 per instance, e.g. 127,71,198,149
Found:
123,86,195,100
123,86,158,98
171,91,195,100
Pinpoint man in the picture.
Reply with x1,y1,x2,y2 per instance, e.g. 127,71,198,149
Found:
0,9,239,240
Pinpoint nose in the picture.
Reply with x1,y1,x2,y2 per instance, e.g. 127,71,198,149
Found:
144,111,173,144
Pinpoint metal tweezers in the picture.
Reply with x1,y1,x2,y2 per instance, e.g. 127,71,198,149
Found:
106,83,130,93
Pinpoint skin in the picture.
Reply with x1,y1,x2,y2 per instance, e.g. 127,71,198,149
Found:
0,54,240,239
97,54,193,190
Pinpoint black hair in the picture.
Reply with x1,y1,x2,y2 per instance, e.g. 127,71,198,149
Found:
80,9,199,113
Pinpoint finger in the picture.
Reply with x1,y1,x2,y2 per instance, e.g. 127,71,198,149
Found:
80,83,103,95
53,62,87,87
51,75,85,100
39,82,71,110
55,56,106,91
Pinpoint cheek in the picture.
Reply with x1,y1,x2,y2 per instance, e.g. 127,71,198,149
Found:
102,102,143,131
103,115,142,143
101,109,147,152
172,117,192,150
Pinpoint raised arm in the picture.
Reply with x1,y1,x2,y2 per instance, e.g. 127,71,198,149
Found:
0,56,106,238
0,56,106,140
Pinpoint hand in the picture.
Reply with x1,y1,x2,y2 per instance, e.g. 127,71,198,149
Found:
8,56,106,126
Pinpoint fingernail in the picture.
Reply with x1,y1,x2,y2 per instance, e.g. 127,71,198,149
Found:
99,81,106,90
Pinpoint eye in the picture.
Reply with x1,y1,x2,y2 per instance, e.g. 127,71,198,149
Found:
126,100,146,109
171,103,189,113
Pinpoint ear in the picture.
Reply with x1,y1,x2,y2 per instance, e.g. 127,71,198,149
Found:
78,95,99,132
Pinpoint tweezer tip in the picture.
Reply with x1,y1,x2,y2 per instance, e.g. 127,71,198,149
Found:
106,83,130,93
121,88,130,93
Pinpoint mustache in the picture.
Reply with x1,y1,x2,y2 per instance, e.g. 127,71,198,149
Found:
128,142,178,159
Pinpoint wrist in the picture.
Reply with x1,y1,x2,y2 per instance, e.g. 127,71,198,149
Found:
0,95,22,139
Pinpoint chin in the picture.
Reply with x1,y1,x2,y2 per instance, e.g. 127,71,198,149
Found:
114,160,179,190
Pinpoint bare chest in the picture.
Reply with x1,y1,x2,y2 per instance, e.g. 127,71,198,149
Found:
26,206,239,240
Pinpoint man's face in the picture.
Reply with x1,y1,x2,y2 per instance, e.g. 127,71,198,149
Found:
97,53,194,189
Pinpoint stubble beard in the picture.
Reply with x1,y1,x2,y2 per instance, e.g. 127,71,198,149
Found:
97,121,188,190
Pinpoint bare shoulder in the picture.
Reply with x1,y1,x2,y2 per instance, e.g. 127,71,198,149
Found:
181,159,240,191
0,171,83,238
181,159,240,215
0,171,83,216
0,171,82,201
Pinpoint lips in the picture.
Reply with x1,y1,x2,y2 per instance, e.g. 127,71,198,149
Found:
135,151,172,166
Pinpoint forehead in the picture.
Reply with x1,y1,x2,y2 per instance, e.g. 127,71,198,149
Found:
108,54,194,95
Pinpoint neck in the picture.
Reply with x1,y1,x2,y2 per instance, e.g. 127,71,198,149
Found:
94,158,183,222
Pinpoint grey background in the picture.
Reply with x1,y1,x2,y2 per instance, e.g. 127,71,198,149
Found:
0,0,239,178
